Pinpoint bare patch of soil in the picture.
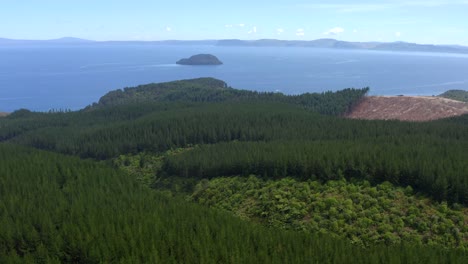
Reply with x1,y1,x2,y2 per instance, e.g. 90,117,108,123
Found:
346,96,468,121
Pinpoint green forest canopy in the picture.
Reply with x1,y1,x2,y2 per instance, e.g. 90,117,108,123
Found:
439,89,468,102
1,78,467,262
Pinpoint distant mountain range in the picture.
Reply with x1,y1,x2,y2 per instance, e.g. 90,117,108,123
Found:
216,39,468,54
0,37,217,46
2,37,468,54
0,37,95,44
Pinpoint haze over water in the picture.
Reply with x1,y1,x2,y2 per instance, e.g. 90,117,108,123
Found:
1,44,468,112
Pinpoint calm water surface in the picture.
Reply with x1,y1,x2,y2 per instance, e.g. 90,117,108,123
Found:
1,44,468,112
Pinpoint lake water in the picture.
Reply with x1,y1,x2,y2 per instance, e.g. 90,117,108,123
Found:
1,44,468,112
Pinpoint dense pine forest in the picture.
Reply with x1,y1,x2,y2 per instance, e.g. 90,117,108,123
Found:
1,78,467,262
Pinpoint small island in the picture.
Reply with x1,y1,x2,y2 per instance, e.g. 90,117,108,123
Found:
176,54,223,65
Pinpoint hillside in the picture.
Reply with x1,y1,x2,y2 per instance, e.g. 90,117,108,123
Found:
0,112,8,117
439,90,468,103
216,39,468,54
91,77,368,116
93,77,229,106
119,149,468,249
2,144,402,263
346,96,468,121
0,37,94,45
1,78,468,262
176,54,223,65
4,37,468,54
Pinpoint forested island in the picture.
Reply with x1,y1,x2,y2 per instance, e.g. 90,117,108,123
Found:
0,78,467,263
176,54,223,65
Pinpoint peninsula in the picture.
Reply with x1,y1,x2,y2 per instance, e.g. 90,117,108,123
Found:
176,54,223,65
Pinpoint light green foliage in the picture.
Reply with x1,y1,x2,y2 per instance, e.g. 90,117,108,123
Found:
439,90,468,102
163,140,468,205
113,152,164,186
188,176,468,249
4,144,465,263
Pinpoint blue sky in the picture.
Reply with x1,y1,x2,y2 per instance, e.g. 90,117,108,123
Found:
1,0,468,45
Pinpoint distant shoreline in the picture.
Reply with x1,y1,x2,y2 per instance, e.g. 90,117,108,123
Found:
1,37,468,55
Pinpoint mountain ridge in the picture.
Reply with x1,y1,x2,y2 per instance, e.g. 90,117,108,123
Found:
217,39,468,54
2,37,468,54
0,37,94,44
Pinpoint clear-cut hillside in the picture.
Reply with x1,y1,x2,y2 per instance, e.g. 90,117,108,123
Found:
346,96,468,121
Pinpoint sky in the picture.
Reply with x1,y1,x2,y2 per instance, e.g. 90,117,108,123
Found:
1,0,468,45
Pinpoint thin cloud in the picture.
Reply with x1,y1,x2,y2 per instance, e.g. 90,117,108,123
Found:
299,1,468,13
247,26,257,34
403,0,468,7
226,24,245,29
277,28,284,35
442,27,466,34
324,27,344,35
165,26,172,32
298,3,390,13
395,32,402,37
296,28,305,36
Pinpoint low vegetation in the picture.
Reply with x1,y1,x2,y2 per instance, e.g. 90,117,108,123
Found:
439,89,468,102
117,151,468,249
190,176,468,248
4,144,467,263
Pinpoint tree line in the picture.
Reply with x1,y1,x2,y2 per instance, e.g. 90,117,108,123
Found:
1,98,467,205
3,143,466,263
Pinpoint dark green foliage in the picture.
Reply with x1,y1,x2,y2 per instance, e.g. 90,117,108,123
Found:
3,144,466,263
94,77,229,106
161,140,468,205
7,109,33,118
439,90,468,102
1,78,467,260
1,91,467,205
2,101,467,159
0,77,369,157
176,54,223,65
90,77,369,115
2,101,381,159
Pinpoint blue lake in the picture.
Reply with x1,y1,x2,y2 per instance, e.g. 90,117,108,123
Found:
1,44,468,112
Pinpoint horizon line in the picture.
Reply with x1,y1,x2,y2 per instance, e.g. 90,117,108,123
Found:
1,36,467,47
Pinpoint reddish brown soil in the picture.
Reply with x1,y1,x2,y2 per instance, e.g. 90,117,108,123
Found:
0,112,8,117
346,96,468,121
